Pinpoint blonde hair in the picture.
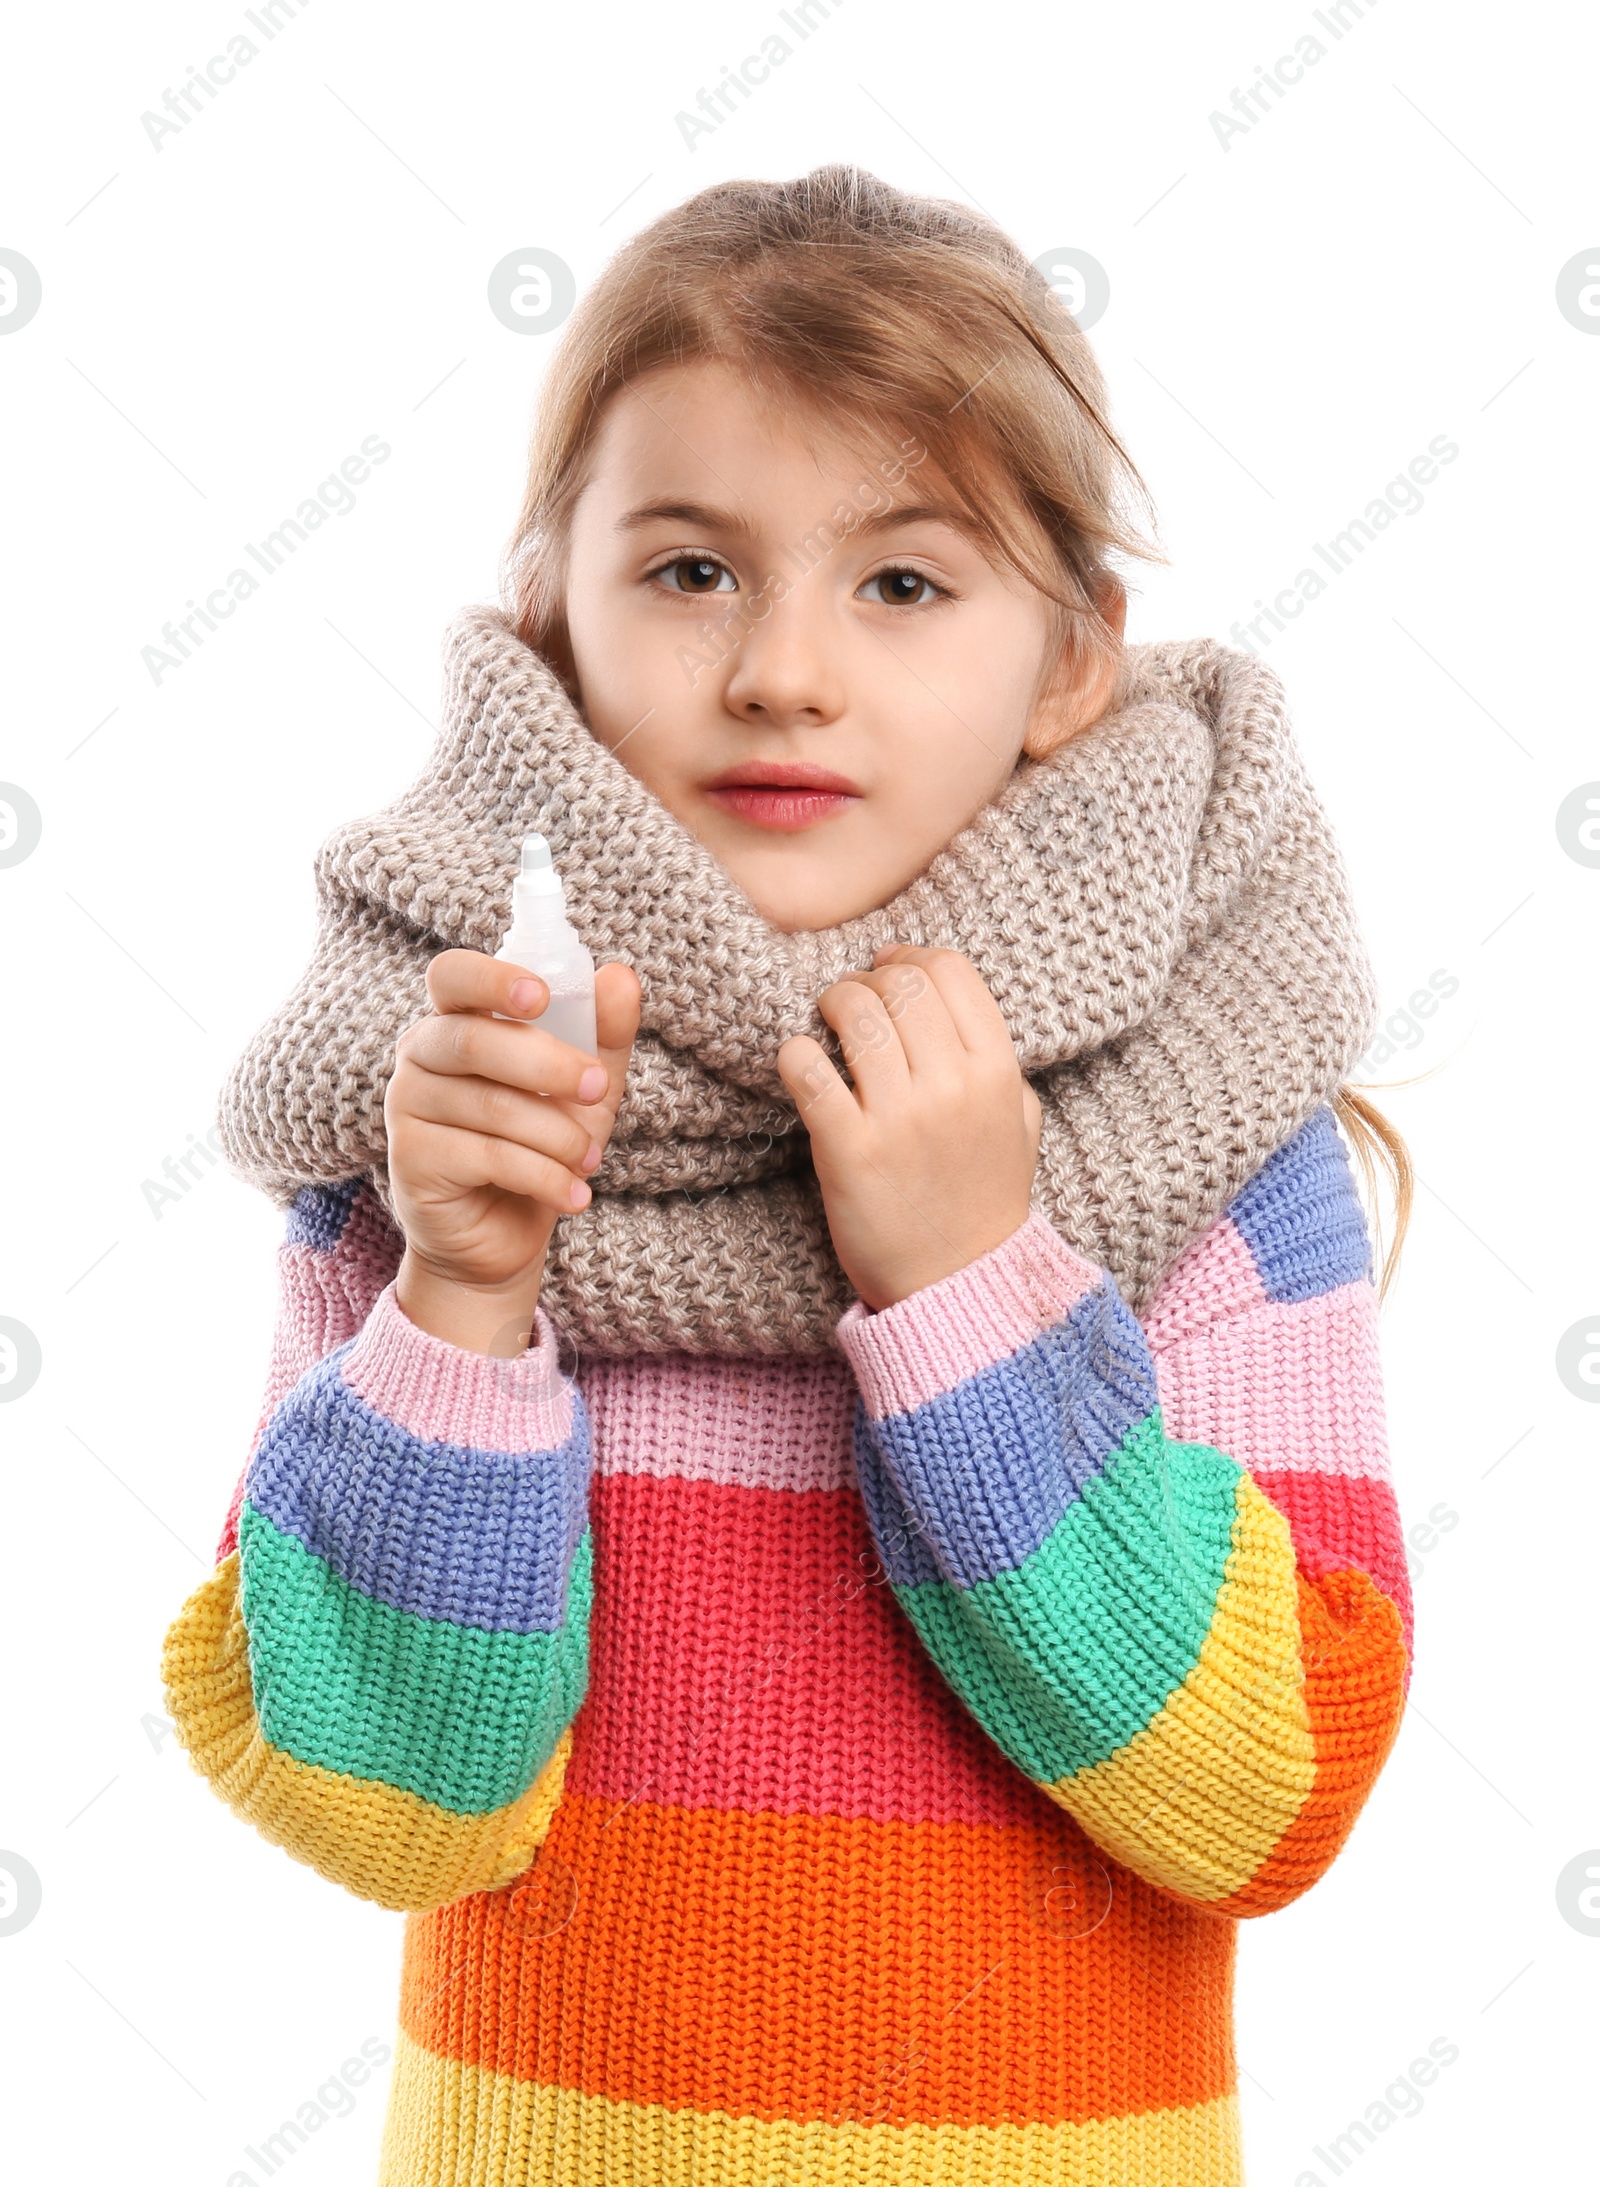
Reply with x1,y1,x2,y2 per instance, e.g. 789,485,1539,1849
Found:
500,162,1413,1289
1334,1085,1416,1301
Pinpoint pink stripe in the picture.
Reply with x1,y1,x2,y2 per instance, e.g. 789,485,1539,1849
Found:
332,1182,407,1296
836,1209,1104,1422
1141,1215,1269,1351
339,1281,573,1454
579,1350,857,1492
1253,1468,1413,1660
261,1239,387,1420
1154,1279,1392,1480
270,1189,408,1422
567,1466,1055,1830
216,1194,402,1563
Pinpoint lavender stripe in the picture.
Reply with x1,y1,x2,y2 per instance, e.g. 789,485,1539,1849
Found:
244,1347,590,1633
1228,1106,1372,1303
284,1177,365,1253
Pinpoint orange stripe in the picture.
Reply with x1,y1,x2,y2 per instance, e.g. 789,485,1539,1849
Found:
399,1790,1236,2127
1218,1569,1406,1916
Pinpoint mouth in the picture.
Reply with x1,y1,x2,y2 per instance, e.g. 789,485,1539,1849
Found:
701,760,863,833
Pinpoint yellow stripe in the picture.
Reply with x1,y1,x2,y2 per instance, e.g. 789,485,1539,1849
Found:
160,1554,569,1912
378,2028,1242,2186
1047,1473,1316,1902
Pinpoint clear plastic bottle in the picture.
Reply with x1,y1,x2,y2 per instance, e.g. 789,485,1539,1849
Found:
493,833,598,1056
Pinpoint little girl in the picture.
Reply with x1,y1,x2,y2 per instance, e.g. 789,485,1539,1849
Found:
164,166,1413,2186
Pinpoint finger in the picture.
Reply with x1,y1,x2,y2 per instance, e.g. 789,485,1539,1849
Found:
401,1067,600,1177
400,1011,610,1106
588,961,643,1118
1022,1076,1043,1153
815,980,910,1098
872,944,1016,1057
394,1115,594,1214
845,959,965,1076
426,947,550,1024
777,1033,864,1133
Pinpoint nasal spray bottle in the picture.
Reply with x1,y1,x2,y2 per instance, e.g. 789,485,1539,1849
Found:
493,834,597,1056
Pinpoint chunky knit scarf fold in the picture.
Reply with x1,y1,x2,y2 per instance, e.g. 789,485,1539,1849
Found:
216,605,1378,1356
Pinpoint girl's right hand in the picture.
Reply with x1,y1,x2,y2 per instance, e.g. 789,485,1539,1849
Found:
385,950,641,1354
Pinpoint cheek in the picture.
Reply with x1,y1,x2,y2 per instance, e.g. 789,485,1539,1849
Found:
863,611,1042,772
563,550,633,673
562,562,689,749
856,679,1022,846
563,614,719,815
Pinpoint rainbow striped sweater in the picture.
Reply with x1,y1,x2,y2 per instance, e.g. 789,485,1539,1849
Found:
163,1105,1409,2186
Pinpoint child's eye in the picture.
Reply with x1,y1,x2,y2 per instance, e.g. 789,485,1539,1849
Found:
858,567,943,606
650,555,737,595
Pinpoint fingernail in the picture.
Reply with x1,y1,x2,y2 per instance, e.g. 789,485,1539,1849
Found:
569,1179,591,1209
580,1140,602,1174
578,1065,607,1102
508,977,542,1014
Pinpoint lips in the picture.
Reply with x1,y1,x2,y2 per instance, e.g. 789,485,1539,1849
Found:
701,760,862,833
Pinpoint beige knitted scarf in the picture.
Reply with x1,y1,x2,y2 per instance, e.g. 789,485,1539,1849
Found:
217,604,1378,1356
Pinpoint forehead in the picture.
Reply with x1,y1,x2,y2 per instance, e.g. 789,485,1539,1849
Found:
578,358,918,507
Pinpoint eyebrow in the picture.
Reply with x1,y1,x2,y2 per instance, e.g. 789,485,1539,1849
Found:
615,498,755,537
614,497,979,544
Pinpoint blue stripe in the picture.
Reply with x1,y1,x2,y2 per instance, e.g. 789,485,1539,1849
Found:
284,1177,365,1252
243,1347,590,1634
851,1414,944,1587
1227,1105,1372,1303
854,1279,1158,1591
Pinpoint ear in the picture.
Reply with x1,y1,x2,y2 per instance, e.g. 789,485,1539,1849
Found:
1022,579,1128,758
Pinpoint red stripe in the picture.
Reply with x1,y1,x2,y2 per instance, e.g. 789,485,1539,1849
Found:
565,1468,1050,1829
1252,1467,1412,1661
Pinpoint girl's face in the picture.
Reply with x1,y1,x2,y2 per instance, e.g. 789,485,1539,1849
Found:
562,359,1117,931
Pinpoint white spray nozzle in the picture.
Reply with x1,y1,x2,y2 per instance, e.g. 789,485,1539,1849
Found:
514,832,563,903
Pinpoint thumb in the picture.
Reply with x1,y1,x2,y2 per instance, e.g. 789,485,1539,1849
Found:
591,961,642,1115
1021,1075,1043,1154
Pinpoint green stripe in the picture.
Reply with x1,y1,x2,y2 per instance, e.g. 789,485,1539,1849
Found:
238,1501,592,1814
896,1415,1241,1783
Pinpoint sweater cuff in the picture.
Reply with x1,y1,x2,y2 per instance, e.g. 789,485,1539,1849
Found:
836,1208,1105,1422
340,1281,573,1454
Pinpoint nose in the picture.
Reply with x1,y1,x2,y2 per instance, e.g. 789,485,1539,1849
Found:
720,584,847,732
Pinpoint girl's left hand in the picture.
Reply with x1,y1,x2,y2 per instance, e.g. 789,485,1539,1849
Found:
776,944,1043,1312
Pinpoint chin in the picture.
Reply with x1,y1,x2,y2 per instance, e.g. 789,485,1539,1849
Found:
788,892,891,933
736,875,865,933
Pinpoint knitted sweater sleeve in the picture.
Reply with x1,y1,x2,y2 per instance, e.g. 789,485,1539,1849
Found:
159,1181,592,1914
835,1105,1409,1917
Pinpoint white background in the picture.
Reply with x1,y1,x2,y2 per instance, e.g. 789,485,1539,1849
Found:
1,1,1595,2180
